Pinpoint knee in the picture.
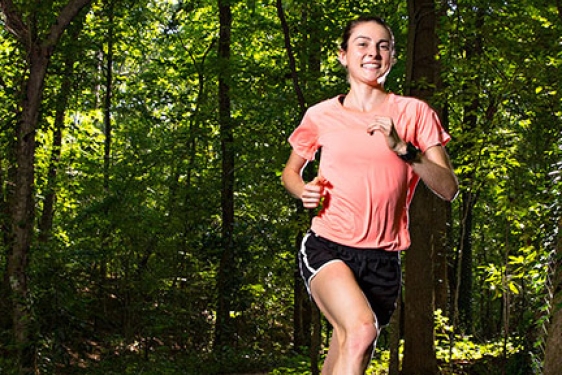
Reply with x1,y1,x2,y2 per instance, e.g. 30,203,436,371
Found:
342,321,378,354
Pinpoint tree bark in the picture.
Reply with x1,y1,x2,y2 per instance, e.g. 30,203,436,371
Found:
214,0,235,350
0,1,93,373
403,186,443,375
388,289,402,375
402,1,444,374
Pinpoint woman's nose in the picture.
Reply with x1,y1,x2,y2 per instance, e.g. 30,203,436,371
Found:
371,47,382,59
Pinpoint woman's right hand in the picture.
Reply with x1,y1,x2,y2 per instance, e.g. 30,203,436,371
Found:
301,176,326,209
282,151,328,208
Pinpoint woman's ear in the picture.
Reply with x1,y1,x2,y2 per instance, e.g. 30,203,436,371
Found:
338,49,347,68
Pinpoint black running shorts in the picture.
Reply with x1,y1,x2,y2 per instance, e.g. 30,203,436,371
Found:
298,231,402,327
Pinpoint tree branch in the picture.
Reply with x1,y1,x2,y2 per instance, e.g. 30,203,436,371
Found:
44,0,93,48
0,0,29,46
276,0,306,115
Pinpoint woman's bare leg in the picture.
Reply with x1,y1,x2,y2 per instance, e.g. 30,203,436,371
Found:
311,261,378,375
321,329,339,374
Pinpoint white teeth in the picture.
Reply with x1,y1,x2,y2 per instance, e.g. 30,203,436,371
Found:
362,63,380,69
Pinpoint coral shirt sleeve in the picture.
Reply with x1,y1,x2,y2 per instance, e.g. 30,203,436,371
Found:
288,112,321,161
415,102,451,152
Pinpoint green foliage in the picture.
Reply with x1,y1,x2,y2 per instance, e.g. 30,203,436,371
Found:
434,309,519,364
0,0,560,373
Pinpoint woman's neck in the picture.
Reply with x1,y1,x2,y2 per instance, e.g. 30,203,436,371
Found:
342,87,388,112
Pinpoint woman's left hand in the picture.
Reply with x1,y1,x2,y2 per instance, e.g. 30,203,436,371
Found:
366,116,458,201
366,115,406,154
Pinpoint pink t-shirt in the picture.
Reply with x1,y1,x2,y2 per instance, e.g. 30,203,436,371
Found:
288,93,450,250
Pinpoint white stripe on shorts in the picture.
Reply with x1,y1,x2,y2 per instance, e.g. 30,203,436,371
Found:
299,232,343,295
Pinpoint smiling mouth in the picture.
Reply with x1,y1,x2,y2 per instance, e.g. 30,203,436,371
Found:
362,63,381,69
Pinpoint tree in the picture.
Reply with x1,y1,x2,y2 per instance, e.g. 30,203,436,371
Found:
543,217,561,374
543,157,561,374
401,0,443,374
37,21,84,243
214,0,235,350
0,1,93,373
0,0,558,372
275,0,313,357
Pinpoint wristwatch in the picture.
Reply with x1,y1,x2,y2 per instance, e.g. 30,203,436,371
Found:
398,142,421,163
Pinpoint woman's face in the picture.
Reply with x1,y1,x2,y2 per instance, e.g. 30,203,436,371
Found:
338,21,394,86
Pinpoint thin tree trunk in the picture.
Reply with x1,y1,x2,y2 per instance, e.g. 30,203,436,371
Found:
455,9,484,335
455,191,476,331
302,5,323,374
276,0,315,363
214,0,235,350
276,0,306,116
0,69,18,334
388,289,402,375
98,0,116,335
434,105,451,313
38,17,85,243
543,217,562,375
293,232,312,351
310,304,321,375
38,49,78,243
103,5,114,195
449,190,476,372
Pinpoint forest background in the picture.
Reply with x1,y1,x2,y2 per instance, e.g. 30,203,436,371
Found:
0,0,560,374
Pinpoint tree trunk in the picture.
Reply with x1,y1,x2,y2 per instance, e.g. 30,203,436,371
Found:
310,304,322,375
276,0,314,360
542,3,561,371
402,0,444,374
302,5,323,374
454,9,484,334
434,105,451,313
0,41,18,345
38,19,85,244
38,48,78,243
103,3,114,195
8,46,47,374
0,1,93,373
293,232,312,351
403,186,442,375
388,289,402,375
214,0,235,350
455,191,476,331
276,0,306,115
543,217,561,375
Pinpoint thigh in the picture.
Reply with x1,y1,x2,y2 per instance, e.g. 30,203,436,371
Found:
310,261,376,331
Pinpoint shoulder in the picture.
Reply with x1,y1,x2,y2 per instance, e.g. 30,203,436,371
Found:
291,96,341,138
389,93,435,114
305,96,342,116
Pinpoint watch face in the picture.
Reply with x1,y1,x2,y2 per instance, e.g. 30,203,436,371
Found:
399,143,419,162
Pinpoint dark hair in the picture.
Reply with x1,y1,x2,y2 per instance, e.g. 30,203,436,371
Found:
340,15,395,52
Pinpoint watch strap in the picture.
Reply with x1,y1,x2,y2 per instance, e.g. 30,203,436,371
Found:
398,142,420,162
